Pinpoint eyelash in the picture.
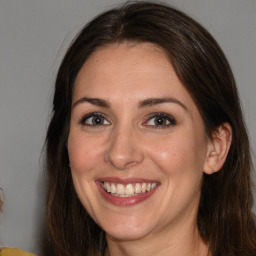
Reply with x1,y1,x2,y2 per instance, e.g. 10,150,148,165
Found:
143,112,176,129
79,112,176,129
79,113,110,127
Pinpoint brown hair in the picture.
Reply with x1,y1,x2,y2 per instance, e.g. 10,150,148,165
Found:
45,1,256,255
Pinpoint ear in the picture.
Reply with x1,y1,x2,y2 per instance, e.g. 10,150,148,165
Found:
203,122,232,175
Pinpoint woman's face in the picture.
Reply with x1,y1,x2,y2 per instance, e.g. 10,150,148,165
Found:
68,43,212,241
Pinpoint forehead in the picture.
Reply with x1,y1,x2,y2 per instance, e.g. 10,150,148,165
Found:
73,42,193,108
84,42,168,67
75,42,171,83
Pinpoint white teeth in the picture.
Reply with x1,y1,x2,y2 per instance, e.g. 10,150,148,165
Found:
135,183,142,193
151,183,157,189
116,184,125,195
106,182,111,192
102,182,158,197
110,184,116,194
141,183,146,193
125,184,134,195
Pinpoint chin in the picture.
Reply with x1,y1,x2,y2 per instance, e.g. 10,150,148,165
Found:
101,218,155,241
105,227,151,241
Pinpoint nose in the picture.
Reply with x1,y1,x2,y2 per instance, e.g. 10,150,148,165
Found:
104,126,144,170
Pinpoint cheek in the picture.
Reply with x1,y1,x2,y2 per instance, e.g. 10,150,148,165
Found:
68,132,102,175
67,133,102,212
146,132,207,177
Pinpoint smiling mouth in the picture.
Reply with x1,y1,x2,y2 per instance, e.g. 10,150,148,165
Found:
100,182,158,197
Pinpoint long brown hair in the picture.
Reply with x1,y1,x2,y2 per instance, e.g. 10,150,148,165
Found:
45,1,256,255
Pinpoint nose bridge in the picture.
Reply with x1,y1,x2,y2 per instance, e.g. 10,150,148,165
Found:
104,122,144,170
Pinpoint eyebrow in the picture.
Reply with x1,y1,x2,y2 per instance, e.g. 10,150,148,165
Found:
138,97,188,111
72,97,111,109
72,96,187,111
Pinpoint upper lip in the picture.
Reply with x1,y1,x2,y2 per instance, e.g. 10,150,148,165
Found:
96,177,160,185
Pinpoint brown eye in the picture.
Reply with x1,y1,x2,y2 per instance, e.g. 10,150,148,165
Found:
80,113,111,126
91,116,104,125
154,117,168,126
143,113,176,128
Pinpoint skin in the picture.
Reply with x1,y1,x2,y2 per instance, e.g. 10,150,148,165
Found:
68,42,231,256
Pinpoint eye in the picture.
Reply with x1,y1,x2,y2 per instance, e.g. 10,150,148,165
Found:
79,113,111,126
143,113,176,128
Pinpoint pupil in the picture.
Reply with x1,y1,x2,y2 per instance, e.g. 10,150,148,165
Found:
155,117,165,125
93,117,102,125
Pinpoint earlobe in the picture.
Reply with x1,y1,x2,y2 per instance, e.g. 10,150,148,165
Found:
203,122,232,175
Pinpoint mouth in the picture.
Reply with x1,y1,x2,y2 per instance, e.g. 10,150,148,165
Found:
100,181,158,197
96,178,160,206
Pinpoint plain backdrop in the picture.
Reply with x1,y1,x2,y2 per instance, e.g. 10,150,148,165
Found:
0,0,255,254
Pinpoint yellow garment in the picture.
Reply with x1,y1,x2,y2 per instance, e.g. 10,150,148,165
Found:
0,248,35,256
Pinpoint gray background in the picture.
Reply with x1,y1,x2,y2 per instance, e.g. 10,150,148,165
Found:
0,0,255,255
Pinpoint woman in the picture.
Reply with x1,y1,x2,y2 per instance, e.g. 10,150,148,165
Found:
45,1,256,255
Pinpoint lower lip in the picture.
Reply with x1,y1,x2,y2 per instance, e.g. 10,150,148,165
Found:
96,182,159,206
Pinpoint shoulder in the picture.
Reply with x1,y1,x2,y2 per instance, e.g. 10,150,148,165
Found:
0,247,36,256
